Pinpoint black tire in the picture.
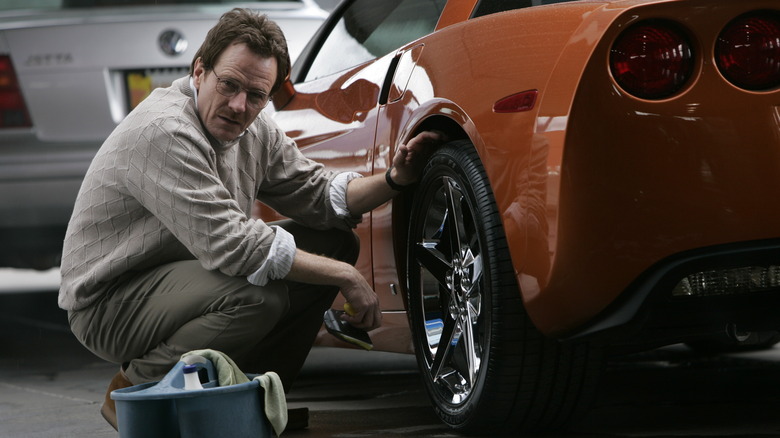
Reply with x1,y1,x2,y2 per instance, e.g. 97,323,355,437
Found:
406,141,602,435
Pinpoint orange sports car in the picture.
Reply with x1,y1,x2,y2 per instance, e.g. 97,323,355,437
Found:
262,0,780,434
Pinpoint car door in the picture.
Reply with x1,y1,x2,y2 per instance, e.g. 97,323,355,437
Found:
270,0,446,312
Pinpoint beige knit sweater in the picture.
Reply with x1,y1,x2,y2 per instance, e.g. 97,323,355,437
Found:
59,77,356,311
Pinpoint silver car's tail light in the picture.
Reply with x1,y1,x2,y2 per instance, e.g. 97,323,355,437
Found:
715,11,780,91
609,20,694,99
0,55,31,128
672,265,780,297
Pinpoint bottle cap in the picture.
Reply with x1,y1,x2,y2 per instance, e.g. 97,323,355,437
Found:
183,364,198,374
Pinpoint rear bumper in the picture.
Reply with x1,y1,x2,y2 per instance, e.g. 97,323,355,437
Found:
0,135,97,268
0,136,96,227
567,239,780,350
0,176,85,228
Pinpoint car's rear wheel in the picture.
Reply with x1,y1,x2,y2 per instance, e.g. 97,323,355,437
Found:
406,141,602,434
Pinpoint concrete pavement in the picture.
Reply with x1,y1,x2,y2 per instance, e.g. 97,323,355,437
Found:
0,290,449,438
3,289,780,437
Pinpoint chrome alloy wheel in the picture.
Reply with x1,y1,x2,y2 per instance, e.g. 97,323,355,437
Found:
407,141,603,434
411,173,488,405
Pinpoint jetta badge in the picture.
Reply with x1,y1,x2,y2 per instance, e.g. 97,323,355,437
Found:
158,29,188,57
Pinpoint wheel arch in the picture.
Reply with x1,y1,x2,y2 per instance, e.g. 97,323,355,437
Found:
388,107,495,312
384,0,631,332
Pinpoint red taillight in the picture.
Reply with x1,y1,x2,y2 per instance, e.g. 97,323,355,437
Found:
610,21,694,100
0,55,31,128
716,11,780,91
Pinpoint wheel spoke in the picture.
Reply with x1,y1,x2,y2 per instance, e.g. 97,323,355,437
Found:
464,252,483,319
429,312,459,380
463,251,481,289
414,243,452,291
461,300,480,387
443,178,468,255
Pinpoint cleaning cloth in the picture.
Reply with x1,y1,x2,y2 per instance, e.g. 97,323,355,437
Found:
181,349,287,436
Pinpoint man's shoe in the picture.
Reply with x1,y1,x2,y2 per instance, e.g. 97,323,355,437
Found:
286,407,309,430
100,368,134,430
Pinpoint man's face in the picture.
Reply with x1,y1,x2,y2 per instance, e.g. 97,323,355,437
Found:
192,43,278,142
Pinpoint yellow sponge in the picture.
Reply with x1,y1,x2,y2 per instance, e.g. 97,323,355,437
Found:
323,308,373,350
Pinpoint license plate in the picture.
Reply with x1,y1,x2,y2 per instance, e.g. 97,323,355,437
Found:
124,67,189,111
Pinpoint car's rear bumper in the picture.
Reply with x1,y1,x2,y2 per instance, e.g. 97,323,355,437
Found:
0,136,98,268
566,239,780,350
0,137,96,227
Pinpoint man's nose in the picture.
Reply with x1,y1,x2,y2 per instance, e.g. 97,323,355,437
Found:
228,91,248,112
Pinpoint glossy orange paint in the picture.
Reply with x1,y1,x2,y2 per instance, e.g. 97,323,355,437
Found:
266,0,780,350
393,2,629,336
534,0,780,335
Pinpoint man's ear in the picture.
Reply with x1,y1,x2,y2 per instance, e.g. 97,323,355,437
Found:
192,57,205,89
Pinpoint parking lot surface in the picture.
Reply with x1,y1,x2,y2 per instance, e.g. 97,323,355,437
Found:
2,286,780,437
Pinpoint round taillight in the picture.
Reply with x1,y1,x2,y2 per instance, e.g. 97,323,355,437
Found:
716,11,780,91
610,21,694,99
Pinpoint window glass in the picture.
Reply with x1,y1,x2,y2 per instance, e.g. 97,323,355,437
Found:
304,0,445,82
472,0,577,18
0,0,295,11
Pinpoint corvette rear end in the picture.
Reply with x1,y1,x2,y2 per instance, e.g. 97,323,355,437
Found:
537,1,780,352
383,0,780,433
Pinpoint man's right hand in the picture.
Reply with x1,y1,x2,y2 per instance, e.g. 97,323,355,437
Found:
337,267,381,330
284,250,382,330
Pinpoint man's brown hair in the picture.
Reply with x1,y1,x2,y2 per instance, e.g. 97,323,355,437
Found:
191,8,291,95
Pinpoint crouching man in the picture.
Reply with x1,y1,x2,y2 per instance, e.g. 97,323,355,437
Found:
58,8,443,430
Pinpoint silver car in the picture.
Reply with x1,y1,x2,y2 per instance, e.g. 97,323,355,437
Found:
0,0,327,269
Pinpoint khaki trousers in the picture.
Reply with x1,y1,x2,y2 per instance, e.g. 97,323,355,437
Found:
68,220,359,391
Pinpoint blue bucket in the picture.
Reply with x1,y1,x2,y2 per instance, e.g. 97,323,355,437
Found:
112,358,273,438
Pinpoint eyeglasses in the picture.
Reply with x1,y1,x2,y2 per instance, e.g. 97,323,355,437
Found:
212,72,270,109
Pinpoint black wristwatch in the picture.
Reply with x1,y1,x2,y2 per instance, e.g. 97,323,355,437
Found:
385,167,410,191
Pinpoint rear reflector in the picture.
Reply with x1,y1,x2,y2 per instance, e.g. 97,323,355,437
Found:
0,55,31,128
715,11,780,91
673,265,780,297
493,90,538,113
609,20,694,99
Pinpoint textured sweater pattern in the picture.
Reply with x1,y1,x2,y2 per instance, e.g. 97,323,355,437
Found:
59,77,354,311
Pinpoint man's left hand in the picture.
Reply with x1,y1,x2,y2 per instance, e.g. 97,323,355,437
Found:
389,130,447,186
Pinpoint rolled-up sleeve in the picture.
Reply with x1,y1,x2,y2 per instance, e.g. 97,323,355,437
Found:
247,225,296,286
247,171,362,286
328,171,362,217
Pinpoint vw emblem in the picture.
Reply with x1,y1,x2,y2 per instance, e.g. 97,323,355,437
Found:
158,29,188,57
